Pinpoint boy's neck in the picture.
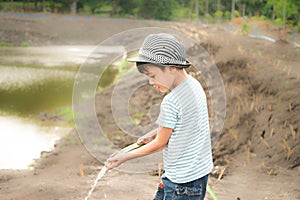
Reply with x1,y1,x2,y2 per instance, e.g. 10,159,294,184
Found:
172,69,190,89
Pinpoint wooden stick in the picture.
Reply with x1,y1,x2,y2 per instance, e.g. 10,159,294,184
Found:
282,139,292,160
217,167,226,180
270,127,274,137
79,164,85,177
289,124,296,140
260,136,270,148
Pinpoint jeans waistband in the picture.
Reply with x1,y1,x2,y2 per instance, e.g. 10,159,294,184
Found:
177,175,209,187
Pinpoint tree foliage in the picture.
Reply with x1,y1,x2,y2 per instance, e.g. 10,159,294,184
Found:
138,0,179,20
0,0,299,26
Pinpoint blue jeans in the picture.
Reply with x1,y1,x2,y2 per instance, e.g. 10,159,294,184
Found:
153,174,208,200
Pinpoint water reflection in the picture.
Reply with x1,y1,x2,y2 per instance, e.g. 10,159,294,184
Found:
0,45,125,114
0,45,124,66
0,45,124,169
0,65,75,114
0,116,70,169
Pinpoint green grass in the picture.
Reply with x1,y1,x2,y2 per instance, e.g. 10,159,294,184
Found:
0,2,62,12
242,23,250,34
21,41,30,47
0,42,14,47
56,107,75,123
0,41,31,47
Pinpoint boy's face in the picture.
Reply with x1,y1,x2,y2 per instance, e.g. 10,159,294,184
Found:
143,65,175,93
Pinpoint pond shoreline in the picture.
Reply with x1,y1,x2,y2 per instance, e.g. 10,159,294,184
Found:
0,114,71,170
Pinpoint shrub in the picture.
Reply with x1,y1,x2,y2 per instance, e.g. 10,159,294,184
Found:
138,0,178,21
0,42,14,47
21,41,30,47
259,15,268,21
224,11,231,20
204,13,213,21
214,11,223,18
275,18,283,26
234,10,239,17
242,23,249,35
297,24,300,32
172,7,190,20
82,5,92,15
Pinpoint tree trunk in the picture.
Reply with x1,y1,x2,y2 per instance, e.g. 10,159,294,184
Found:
231,0,235,23
34,0,37,10
43,0,46,13
205,0,208,16
111,1,118,16
70,0,77,15
237,2,241,16
283,0,286,30
196,0,199,23
189,0,194,20
217,0,221,24
272,4,275,22
22,0,26,12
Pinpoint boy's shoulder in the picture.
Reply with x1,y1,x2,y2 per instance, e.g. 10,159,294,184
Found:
163,77,196,101
173,76,200,93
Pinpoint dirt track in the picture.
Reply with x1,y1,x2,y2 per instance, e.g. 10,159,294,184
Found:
0,15,299,200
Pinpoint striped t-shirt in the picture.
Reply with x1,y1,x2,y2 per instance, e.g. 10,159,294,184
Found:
156,76,213,183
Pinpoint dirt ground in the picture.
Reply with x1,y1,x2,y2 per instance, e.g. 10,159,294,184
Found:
0,15,299,200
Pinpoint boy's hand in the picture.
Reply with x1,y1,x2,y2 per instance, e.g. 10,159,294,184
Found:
106,151,129,170
137,135,153,145
137,128,158,145
137,132,157,145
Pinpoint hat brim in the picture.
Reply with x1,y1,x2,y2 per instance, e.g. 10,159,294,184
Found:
128,56,191,68
127,56,150,63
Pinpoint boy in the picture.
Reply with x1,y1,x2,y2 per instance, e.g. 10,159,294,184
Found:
106,33,213,200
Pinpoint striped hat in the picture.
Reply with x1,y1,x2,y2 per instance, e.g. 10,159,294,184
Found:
128,33,191,67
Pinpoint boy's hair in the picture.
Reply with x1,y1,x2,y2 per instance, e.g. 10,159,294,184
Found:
136,62,186,74
136,62,166,74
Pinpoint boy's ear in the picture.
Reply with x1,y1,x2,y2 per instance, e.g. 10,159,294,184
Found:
168,66,177,73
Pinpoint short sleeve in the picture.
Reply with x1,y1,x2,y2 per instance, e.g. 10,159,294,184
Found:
156,99,179,129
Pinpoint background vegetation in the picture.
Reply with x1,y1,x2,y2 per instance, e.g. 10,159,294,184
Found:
0,0,299,30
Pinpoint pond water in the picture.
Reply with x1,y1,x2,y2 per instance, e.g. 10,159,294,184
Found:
0,45,125,169
0,116,69,169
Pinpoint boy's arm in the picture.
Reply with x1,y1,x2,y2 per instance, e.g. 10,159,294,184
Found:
137,128,158,145
106,126,172,170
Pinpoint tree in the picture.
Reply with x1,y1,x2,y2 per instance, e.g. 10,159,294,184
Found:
205,0,209,16
283,0,286,29
34,0,37,10
231,0,235,22
118,0,138,15
196,0,199,22
217,0,221,24
42,0,45,12
70,0,77,15
265,0,299,28
138,0,178,20
235,0,265,17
